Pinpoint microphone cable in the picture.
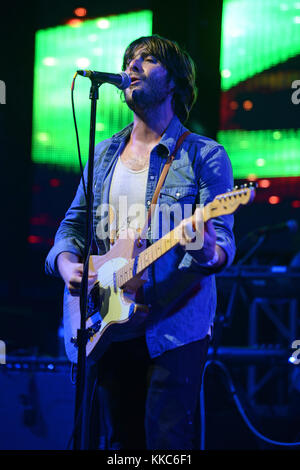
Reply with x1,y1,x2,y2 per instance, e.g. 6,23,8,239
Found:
200,359,300,449
71,72,87,201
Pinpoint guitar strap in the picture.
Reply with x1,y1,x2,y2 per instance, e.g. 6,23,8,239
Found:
139,130,191,241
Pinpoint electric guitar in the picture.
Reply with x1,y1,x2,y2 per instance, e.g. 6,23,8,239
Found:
63,184,256,363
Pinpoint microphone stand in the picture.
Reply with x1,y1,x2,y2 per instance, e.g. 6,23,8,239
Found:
73,78,101,450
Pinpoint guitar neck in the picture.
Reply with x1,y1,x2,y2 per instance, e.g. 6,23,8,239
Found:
115,185,255,288
115,205,212,288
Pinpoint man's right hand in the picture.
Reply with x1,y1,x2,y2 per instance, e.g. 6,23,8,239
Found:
57,252,97,296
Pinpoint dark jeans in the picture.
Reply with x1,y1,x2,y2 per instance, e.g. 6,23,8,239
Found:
86,335,210,450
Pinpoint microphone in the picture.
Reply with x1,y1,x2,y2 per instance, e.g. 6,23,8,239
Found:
255,219,298,235
77,70,131,90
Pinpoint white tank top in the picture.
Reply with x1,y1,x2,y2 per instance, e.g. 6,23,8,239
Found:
109,157,149,241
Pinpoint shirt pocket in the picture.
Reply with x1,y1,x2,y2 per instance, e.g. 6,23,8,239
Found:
159,184,198,207
152,185,198,239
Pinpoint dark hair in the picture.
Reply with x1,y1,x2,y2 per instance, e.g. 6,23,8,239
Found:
122,35,198,123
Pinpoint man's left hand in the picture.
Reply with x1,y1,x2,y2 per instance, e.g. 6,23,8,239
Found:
179,208,226,268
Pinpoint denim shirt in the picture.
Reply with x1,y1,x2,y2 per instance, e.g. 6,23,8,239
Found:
45,115,235,358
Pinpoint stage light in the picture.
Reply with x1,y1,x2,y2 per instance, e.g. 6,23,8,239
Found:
43,57,57,66
66,19,82,28
76,57,91,68
256,158,265,167
49,178,61,187
96,122,105,132
28,235,43,244
221,69,231,79
36,132,50,143
269,196,280,204
289,355,298,364
291,200,300,208
229,100,239,110
243,100,253,111
97,19,110,29
74,7,87,17
273,131,282,140
259,179,271,188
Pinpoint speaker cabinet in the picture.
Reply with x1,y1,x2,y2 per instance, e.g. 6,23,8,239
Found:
0,357,75,450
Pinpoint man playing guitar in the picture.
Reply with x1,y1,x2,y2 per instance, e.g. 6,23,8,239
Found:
45,35,236,449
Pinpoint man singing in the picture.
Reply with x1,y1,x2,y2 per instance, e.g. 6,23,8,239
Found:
45,35,235,450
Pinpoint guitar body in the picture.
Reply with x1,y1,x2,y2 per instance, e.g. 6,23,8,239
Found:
63,234,149,364
62,185,256,364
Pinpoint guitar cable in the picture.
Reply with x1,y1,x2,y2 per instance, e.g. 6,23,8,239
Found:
200,359,300,449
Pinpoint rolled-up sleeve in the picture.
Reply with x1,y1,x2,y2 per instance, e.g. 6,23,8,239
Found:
198,143,236,268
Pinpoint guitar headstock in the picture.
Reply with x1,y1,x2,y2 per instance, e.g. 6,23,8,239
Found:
207,183,256,218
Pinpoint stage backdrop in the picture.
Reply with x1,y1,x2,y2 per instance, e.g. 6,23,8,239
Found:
218,0,300,202
31,10,152,170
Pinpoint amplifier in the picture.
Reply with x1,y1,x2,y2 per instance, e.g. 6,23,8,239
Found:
0,357,75,450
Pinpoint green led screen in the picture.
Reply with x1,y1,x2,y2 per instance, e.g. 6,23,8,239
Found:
32,11,153,170
218,129,300,179
218,0,300,182
220,0,300,91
